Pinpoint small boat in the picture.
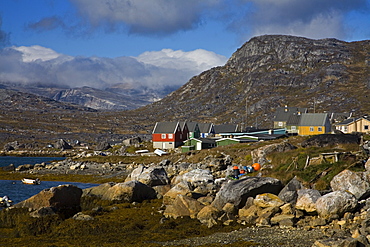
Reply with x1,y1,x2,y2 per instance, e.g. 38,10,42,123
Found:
22,178,41,185
0,196,13,208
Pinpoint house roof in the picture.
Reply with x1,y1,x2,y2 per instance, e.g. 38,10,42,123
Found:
198,123,214,133
336,118,358,126
183,122,198,132
214,124,238,133
336,117,370,126
299,113,329,126
152,122,180,134
273,106,307,122
286,114,301,126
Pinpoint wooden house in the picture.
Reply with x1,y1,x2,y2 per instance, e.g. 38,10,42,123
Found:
182,122,200,139
152,122,187,149
298,113,331,136
198,123,215,138
286,114,301,135
214,124,238,137
335,117,370,134
273,106,307,129
182,138,216,152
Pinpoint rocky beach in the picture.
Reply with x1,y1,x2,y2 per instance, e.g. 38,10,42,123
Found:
0,135,369,246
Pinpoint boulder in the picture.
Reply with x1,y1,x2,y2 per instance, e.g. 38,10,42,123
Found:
330,169,370,200
125,165,170,186
163,181,192,205
278,177,305,205
73,212,94,221
2,164,15,171
197,205,222,228
55,139,73,150
16,164,34,171
254,193,284,208
295,189,321,213
164,195,204,219
211,176,283,210
14,184,82,218
82,182,115,198
316,191,358,219
95,141,112,151
122,137,142,146
29,207,57,218
102,181,157,202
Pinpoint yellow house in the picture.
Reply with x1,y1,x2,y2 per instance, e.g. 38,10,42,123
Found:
298,113,331,136
335,117,370,134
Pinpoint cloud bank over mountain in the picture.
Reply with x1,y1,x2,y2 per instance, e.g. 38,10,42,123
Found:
0,45,227,91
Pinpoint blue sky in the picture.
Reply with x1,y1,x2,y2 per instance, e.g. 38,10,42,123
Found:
1,0,370,92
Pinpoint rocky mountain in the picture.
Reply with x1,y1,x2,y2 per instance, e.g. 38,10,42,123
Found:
0,83,173,111
138,35,370,128
1,34,370,146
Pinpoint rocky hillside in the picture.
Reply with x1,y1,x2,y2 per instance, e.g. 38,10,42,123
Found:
138,35,370,127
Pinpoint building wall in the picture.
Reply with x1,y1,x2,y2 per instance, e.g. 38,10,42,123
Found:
338,119,370,133
298,126,326,136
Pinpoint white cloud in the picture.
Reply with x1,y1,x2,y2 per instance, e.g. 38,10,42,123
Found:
11,45,68,62
0,45,227,91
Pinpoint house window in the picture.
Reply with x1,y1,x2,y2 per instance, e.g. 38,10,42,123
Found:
168,134,173,139
309,127,314,132
364,125,369,131
318,127,322,132
278,122,283,127
291,126,296,130
161,134,166,139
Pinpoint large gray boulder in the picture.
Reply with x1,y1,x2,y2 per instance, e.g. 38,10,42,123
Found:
14,184,82,218
330,169,370,200
101,181,157,202
126,165,170,186
164,195,205,219
295,189,321,213
211,176,283,210
278,177,305,205
172,169,215,195
316,191,357,219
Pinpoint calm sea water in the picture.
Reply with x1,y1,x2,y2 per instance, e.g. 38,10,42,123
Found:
0,156,65,168
0,157,97,205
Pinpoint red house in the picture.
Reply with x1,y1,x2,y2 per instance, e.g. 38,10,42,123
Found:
152,122,188,149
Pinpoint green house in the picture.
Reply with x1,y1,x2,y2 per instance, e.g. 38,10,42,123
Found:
182,138,216,152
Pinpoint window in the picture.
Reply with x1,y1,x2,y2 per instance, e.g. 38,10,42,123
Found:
318,127,322,132
168,134,173,139
161,134,166,139
278,122,283,127
365,125,369,130
291,126,296,130
309,127,314,132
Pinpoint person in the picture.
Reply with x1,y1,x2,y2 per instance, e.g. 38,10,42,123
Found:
233,165,240,179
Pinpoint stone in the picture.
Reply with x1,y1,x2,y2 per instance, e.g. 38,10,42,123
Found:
278,176,305,205
163,181,192,205
55,139,72,150
126,165,170,186
254,193,284,208
197,205,222,228
316,191,357,219
82,182,115,198
102,181,157,203
14,184,82,218
270,214,295,226
251,142,296,165
330,169,370,200
29,207,57,218
16,164,34,171
211,176,283,210
164,195,204,219
312,238,358,247
1,164,15,171
73,212,94,221
295,189,321,213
